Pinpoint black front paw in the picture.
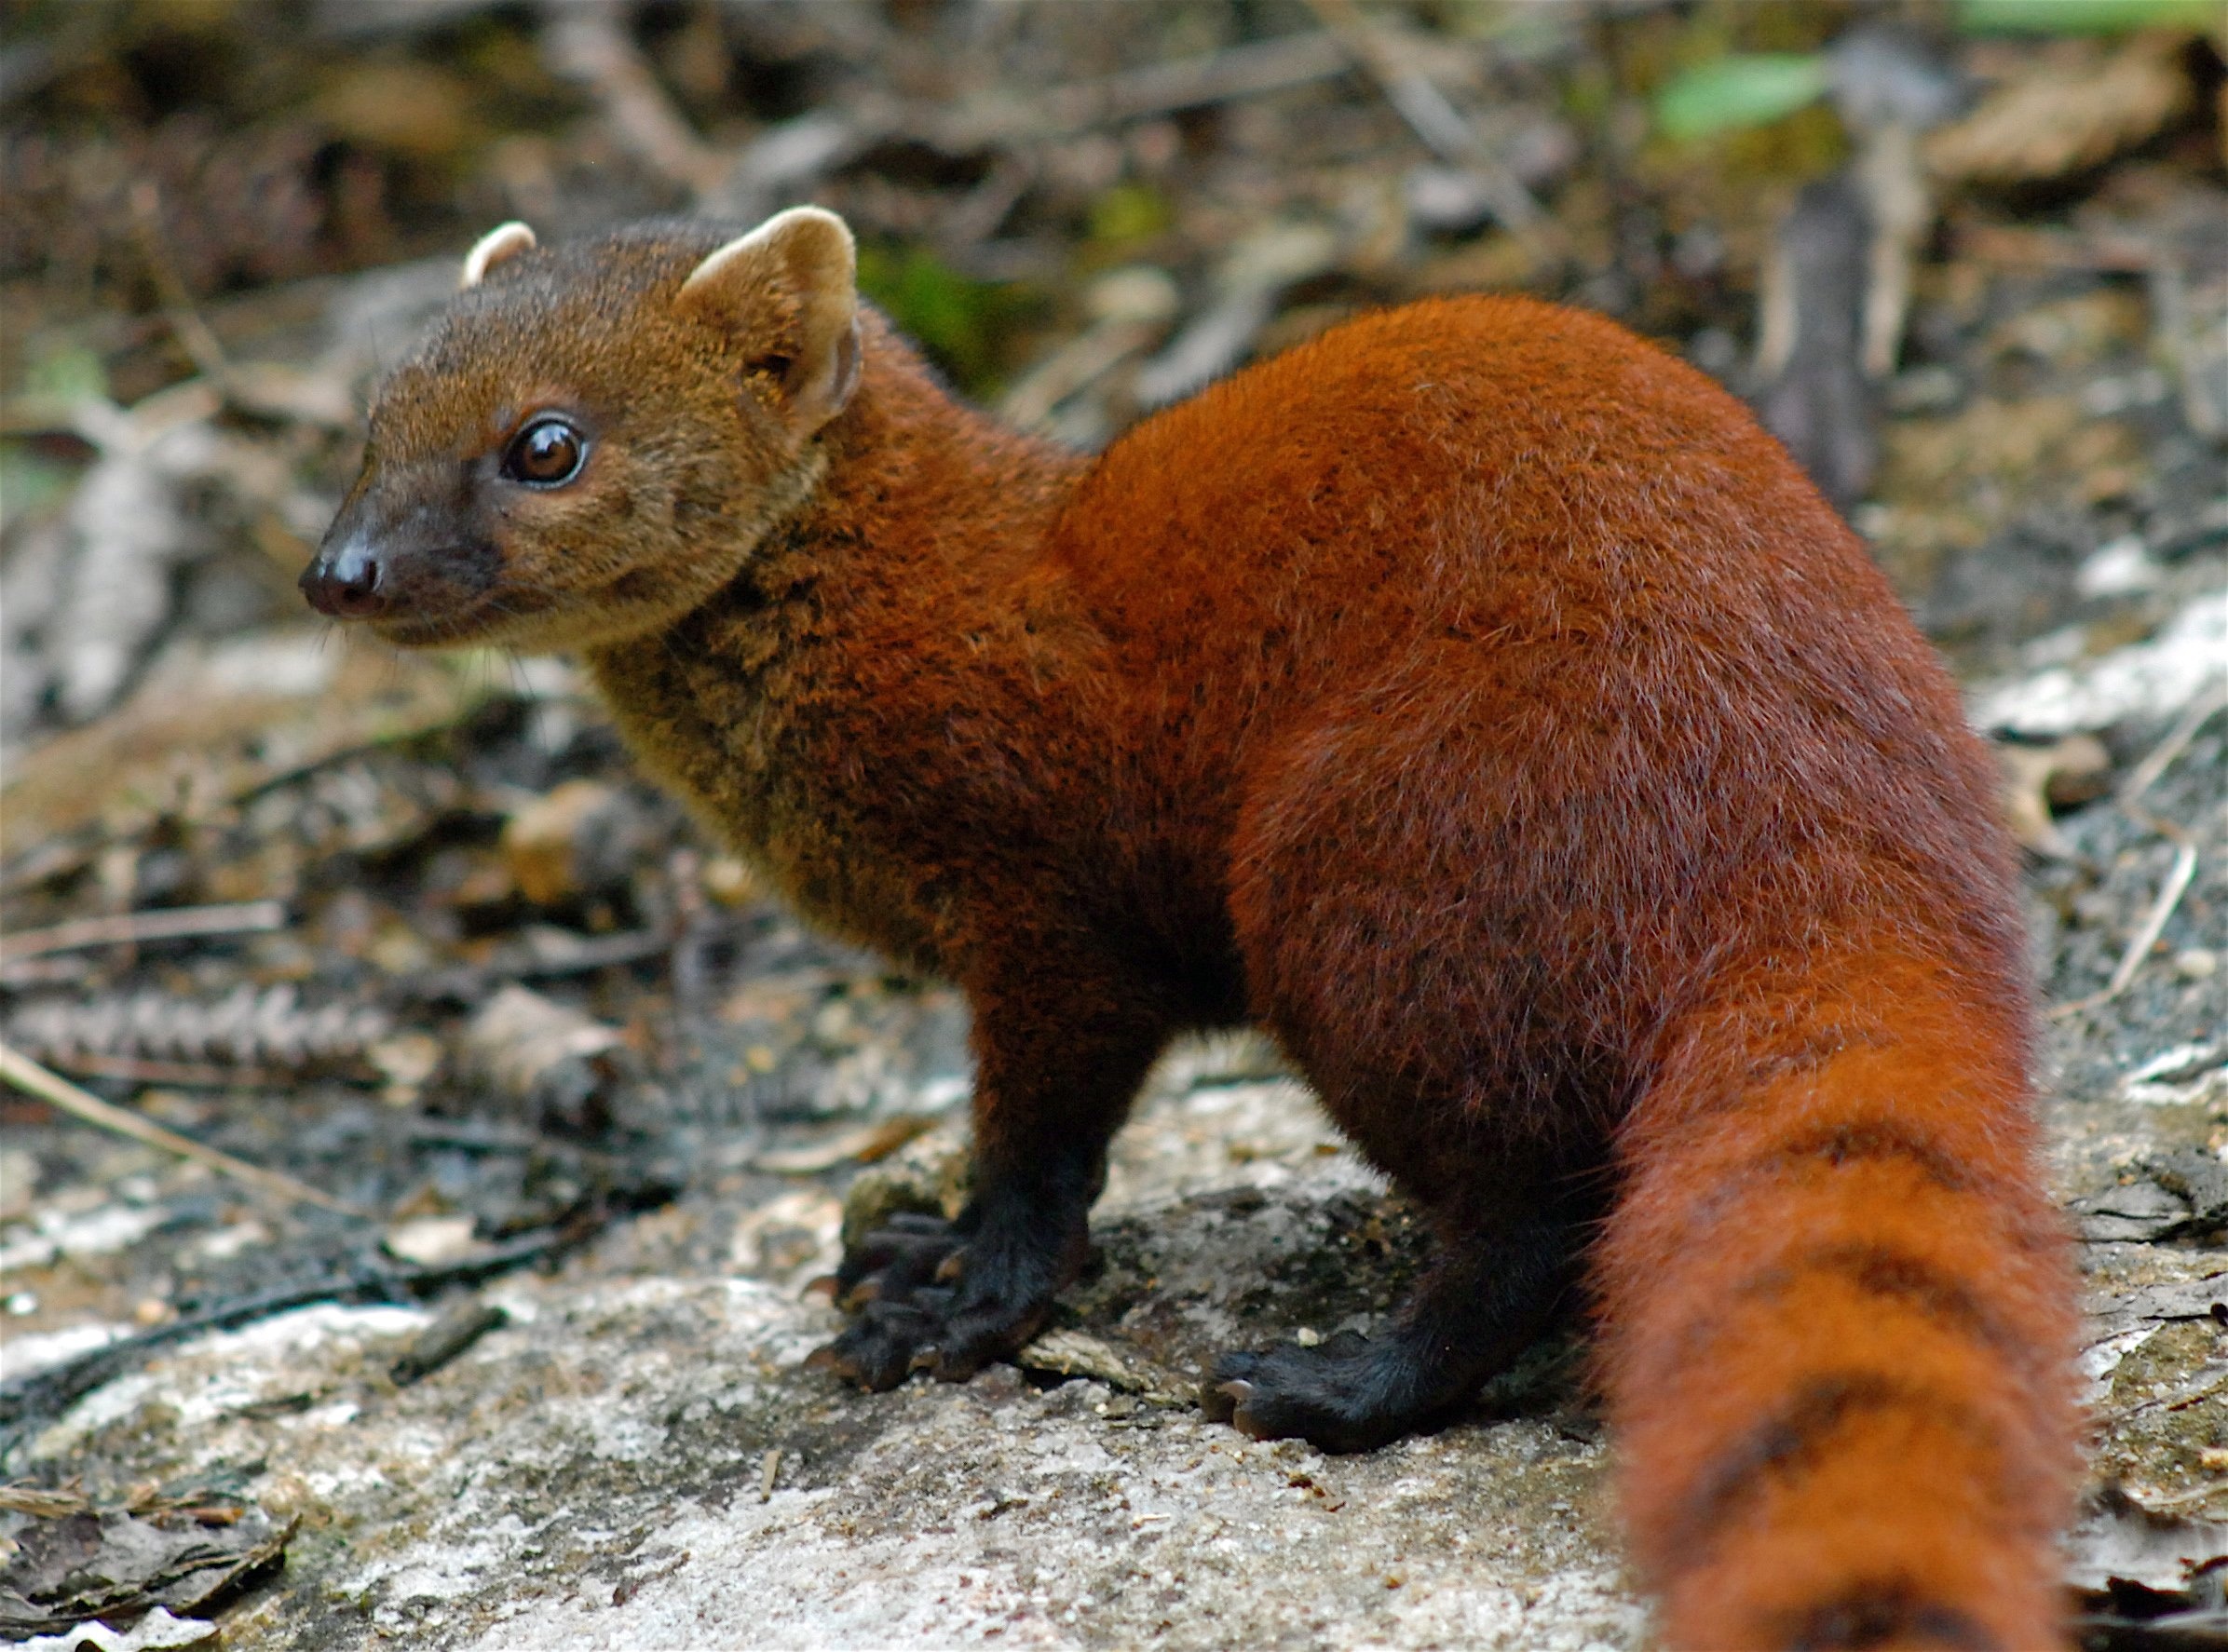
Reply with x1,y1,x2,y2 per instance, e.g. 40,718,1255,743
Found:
828,1210,966,1308
1202,1332,1444,1454
808,1211,1065,1390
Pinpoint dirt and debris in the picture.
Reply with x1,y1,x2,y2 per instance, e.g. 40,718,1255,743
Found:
0,1479,292,1641
1,2,2223,1646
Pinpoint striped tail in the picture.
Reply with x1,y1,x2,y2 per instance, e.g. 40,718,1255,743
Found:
1596,959,2078,1651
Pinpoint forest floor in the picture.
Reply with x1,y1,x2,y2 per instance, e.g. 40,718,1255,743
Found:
1,4,2223,1646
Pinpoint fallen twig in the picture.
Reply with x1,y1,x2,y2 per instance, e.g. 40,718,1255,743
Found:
1012,30,1352,140
1301,0,1549,245
128,180,235,389
2050,840,2201,1021
0,899,287,962
0,1221,595,1465
395,926,678,1008
2047,685,2222,1019
2120,683,2228,814
390,1298,509,1386
13,1053,288,1089
1950,221,2157,273
540,0,726,195
775,32,1356,172
0,1040,364,1215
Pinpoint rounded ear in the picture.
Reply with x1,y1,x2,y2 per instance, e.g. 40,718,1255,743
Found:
462,222,537,290
674,206,862,439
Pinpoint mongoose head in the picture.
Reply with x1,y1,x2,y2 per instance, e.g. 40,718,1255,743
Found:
304,208,862,652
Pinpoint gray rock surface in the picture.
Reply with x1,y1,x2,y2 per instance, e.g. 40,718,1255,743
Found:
34,1066,1644,1650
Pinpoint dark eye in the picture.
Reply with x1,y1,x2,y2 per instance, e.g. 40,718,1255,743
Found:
504,417,587,487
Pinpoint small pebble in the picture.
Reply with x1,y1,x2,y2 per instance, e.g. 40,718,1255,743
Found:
1295,1326,1321,1347
4,1292,36,1316
2174,949,2218,981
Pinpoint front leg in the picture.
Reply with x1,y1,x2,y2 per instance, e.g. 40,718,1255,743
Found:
812,961,1168,1389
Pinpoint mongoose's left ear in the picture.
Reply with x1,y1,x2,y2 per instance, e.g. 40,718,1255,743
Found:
461,222,537,289
675,206,862,439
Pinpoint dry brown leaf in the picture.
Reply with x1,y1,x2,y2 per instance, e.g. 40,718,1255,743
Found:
1928,34,2194,184
500,779,625,907
1996,734,2112,859
464,983,632,1135
1,630,496,869
749,1113,944,1175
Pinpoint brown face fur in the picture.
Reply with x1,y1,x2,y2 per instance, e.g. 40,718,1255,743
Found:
316,220,834,653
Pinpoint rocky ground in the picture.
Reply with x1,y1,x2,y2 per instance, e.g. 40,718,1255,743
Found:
2,4,2224,1647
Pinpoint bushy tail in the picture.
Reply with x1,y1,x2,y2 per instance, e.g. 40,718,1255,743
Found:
1596,959,2078,1651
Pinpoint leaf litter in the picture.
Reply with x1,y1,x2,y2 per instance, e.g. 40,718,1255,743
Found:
0,2,2222,1645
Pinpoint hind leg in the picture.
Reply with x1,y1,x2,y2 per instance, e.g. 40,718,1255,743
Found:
1215,671,1614,1450
1202,1171,1594,1452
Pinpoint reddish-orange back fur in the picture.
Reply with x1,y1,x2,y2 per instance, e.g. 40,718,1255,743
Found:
1065,304,2078,1645
327,228,2077,1651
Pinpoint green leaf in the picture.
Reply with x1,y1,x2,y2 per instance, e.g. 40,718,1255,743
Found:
1955,0,2221,34
1653,53,1830,142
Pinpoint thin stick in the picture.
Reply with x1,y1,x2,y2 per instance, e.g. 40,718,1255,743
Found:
2049,841,2200,1020
1301,0,1549,244
0,1041,365,1216
2120,683,2228,812
0,900,287,963
1025,30,1352,136
908,33,1355,158
541,1,725,195
128,181,234,389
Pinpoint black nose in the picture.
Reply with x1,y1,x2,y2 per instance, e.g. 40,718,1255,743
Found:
301,540,387,619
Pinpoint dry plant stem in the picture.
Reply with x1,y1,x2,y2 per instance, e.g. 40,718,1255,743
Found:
127,181,234,390
32,1054,286,1090
2119,683,2228,812
1301,0,1548,245
0,1040,365,1216
2045,688,2221,1020
2049,839,2201,1021
0,899,287,962
1014,31,1351,139
541,0,726,196
1855,123,1933,380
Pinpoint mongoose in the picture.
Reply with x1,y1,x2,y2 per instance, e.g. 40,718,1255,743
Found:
306,209,2078,1650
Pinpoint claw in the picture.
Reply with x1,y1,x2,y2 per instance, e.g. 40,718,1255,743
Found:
1220,1381,1270,1440
933,1248,969,1283
839,1277,884,1310
1201,1376,1255,1428
802,1273,840,1300
803,1343,843,1374
908,1345,944,1374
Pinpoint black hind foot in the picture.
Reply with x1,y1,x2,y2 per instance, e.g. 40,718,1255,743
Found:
808,1203,1086,1390
1203,1196,1591,1453
1203,1329,1470,1453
